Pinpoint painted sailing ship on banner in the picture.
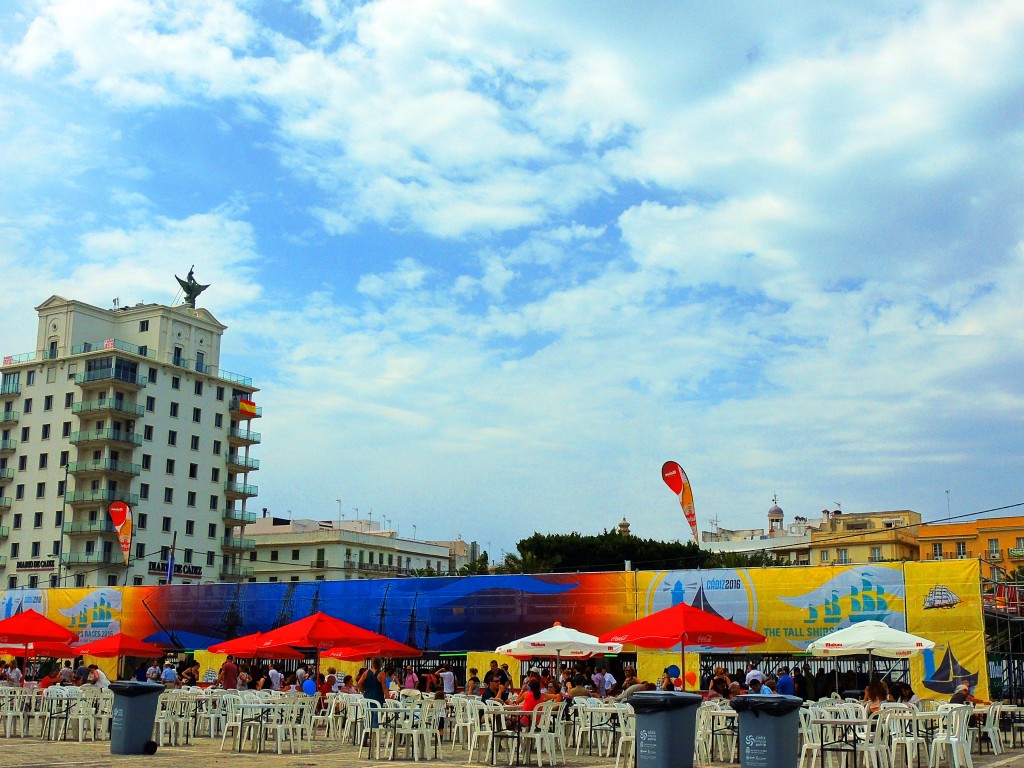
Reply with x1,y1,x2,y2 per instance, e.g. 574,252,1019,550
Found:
922,644,979,694
923,585,961,610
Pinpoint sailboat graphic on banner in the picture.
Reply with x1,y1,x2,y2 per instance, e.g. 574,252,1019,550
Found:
922,644,979,694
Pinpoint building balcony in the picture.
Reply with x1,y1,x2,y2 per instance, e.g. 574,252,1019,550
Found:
0,382,20,398
229,397,262,419
0,497,11,511
62,551,125,566
63,520,116,536
986,549,1003,561
65,489,139,507
222,507,257,525
71,339,155,360
226,453,260,471
221,535,256,552
219,563,254,580
224,481,258,499
74,369,147,390
227,427,261,446
341,559,433,577
923,551,972,561
209,369,252,387
0,467,13,483
0,525,9,540
67,459,142,478
72,399,145,418
0,439,16,454
310,560,328,570
0,555,5,567
69,429,143,448
0,411,19,425
1009,548,1024,560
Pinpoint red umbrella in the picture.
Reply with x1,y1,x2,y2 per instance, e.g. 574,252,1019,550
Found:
74,632,166,658
208,632,306,660
0,641,77,658
256,612,385,652
323,637,423,661
598,601,766,692
0,609,78,686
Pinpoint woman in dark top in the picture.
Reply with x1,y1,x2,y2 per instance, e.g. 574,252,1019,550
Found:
359,657,387,704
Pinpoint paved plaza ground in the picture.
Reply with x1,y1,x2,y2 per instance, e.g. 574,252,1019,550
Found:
4,736,1024,768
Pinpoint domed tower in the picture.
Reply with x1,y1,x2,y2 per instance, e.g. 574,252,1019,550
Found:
618,518,631,536
767,495,784,537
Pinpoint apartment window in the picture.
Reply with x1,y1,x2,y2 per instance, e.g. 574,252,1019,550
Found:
137,512,147,530
212,440,221,456
989,538,1000,557
216,386,225,401
870,546,882,562
189,463,198,479
40,424,50,440
819,550,829,563
1018,537,1024,549
169,402,179,418
54,510,63,527
163,487,173,503
194,381,203,396
143,425,153,441
162,516,171,532
208,523,217,538
26,371,35,385
62,421,71,438
38,453,47,469
250,551,257,561
185,520,195,536
171,375,180,390
270,550,279,562
18,456,27,471
187,491,196,507
836,549,848,564
36,482,45,498
183,548,193,564
192,407,201,423
31,541,40,557
15,484,24,500
135,543,145,559
148,366,157,383
209,495,218,510
10,543,19,557
268,577,278,583
291,549,300,561
23,398,32,414
211,468,220,482
956,541,967,558
43,395,52,411
206,551,216,566
140,483,149,500
57,479,64,496
33,511,43,528
160,546,170,560
146,396,155,412
142,454,151,470
190,435,200,450
139,320,149,332
165,458,175,474
20,426,29,442
64,392,74,408
932,543,943,560
168,430,177,446
214,413,223,428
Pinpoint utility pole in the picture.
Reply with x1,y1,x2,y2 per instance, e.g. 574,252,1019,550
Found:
945,490,951,520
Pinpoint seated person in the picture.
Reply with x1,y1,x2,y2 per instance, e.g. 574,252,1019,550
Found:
516,678,561,726
481,677,510,704
565,674,592,700
950,682,989,706
747,678,773,695
864,679,888,713
708,677,731,700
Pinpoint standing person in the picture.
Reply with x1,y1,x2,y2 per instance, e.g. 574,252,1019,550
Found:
161,661,178,688
146,659,161,683
219,655,239,689
465,667,481,696
358,657,387,728
793,666,807,700
402,664,419,690
439,665,456,695
268,663,283,691
776,666,794,696
744,662,765,687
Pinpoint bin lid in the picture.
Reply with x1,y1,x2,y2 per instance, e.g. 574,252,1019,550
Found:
730,694,803,716
627,690,704,713
108,681,166,697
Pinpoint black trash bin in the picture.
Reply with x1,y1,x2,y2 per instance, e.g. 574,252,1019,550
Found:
109,681,164,755
731,694,803,768
628,691,703,768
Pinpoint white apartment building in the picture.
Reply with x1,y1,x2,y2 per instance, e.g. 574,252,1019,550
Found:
246,516,460,582
0,294,260,588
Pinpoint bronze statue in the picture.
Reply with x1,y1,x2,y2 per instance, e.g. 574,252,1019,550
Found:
175,266,210,308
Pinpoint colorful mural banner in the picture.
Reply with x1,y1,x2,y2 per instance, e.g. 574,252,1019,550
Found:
905,559,989,701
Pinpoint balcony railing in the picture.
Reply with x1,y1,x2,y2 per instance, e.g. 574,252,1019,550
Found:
0,497,11,510
222,508,257,525
226,454,260,470
0,439,17,452
228,428,261,444
1,352,36,365
310,560,328,569
923,550,973,561
65,489,139,506
62,551,124,566
1009,548,1024,560
987,549,1003,561
219,563,255,579
69,429,143,447
0,467,13,480
340,559,452,577
74,369,147,388
63,520,116,535
72,399,145,417
0,382,20,396
71,339,155,359
67,459,142,477
229,397,262,418
221,536,256,551
209,369,252,386
225,481,258,497
0,411,19,424
0,525,9,539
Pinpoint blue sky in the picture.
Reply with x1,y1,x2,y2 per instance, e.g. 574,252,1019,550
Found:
1,0,1022,559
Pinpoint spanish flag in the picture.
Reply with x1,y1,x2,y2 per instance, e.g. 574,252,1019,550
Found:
238,399,257,416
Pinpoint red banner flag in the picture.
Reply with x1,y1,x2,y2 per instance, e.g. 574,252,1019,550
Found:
108,501,133,566
662,461,698,544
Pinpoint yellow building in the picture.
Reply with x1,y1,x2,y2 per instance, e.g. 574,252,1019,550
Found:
917,515,1024,579
808,509,922,565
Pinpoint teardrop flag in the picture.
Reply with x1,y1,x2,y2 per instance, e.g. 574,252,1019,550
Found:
662,461,698,544
108,501,133,566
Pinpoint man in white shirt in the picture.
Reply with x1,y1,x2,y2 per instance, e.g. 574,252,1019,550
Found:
146,660,161,682
268,663,283,691
8,665,22,686
438,666,456,695
601,667,616,694
744,663,765,686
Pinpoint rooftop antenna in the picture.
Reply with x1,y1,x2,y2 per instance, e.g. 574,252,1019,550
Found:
336,498,344,527
945,489,951,520
113,297,120,309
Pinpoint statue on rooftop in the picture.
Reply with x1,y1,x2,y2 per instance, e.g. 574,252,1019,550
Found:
175,266,210,308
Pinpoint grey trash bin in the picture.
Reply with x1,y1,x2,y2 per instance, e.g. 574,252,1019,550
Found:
628,691,703,768
109,681,164,755
731,694,803,768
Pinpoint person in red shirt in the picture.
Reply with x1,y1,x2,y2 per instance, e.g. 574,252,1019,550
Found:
516,678,561,727
38,668,60,689
219,655,239,689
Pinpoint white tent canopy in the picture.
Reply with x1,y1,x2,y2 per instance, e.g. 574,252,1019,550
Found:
806,620,935,659
496,622,622,659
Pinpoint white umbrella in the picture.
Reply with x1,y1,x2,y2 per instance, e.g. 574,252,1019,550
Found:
496,622,622,667
806,620,934,659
